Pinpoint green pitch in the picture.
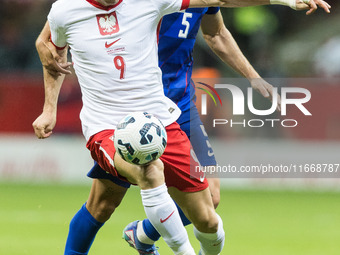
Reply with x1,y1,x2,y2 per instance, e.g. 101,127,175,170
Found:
0,183,339,255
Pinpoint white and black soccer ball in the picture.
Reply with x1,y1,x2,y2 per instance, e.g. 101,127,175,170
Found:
114,112,167,165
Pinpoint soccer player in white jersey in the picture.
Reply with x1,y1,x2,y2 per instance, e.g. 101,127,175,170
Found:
33,0,331,254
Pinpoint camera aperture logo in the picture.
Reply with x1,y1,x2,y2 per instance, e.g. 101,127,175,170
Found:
198,83,311,128
197,82,223,114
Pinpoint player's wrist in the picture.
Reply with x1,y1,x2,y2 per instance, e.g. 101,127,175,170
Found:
43,102,58,113
270,0,297,10
246,71,261,80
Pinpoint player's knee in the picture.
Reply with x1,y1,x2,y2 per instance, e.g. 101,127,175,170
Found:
192,212,219,233
88,199,117,222
95,201,116,222
136,159,165,189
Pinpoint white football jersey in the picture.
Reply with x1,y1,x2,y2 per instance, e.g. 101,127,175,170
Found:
48,0,189,140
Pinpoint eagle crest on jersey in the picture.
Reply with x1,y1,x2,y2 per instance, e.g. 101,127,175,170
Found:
96,12,120,35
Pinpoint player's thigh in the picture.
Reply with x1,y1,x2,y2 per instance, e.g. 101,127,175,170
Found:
168,187,219,233
87,178,128,222
114,153,165,189
87,129,164,189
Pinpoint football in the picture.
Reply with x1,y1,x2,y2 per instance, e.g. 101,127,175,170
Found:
114,112,167,165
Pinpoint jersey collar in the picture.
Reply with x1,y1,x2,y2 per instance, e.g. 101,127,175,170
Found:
85,0,123,11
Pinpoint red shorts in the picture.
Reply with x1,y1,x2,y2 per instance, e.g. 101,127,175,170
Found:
86,122,208,192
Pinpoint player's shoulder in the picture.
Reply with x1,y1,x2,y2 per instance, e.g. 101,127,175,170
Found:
51,0,71,9
49,0,86,25
51,0,83,13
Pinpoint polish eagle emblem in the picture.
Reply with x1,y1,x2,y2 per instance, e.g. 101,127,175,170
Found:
96,12,120,36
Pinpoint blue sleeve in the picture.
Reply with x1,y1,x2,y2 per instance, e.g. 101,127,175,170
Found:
206,7,220,15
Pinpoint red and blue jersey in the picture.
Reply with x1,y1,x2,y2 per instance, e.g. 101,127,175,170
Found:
158,7,220,112
88,9,220,187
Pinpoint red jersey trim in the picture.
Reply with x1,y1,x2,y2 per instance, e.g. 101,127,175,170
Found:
156,18,163,44
85,0,123,11
50,35,66,50
180,0,190,10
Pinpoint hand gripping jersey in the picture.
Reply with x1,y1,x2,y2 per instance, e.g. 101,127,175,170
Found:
158,7,220,112
48,0,189,140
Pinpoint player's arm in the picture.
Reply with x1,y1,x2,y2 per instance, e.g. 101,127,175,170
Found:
36,21,72,78
32,46,68,139
201,10,280,110
188,0,331,15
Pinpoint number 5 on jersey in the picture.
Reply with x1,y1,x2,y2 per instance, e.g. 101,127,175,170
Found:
114,56,125,79
178,12,193,39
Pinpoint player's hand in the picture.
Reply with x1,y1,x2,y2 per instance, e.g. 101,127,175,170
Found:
250,78,281,112
32,112,56,139
295,0,331,15
37,40,72,77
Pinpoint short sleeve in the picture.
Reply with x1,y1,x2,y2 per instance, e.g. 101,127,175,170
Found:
47,2,67,49
206,7,220,15
151,0,189,17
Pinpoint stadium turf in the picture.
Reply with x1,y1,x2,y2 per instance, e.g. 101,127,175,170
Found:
0,183,339,255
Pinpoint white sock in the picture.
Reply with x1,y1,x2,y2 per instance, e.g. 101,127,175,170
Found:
194,214,225,255
141,184,195,255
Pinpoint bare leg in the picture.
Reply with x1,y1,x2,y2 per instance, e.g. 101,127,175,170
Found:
169,187,225,255
64,178,127,254
86,178,128,222
169,187,218,233
114,154,195,255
